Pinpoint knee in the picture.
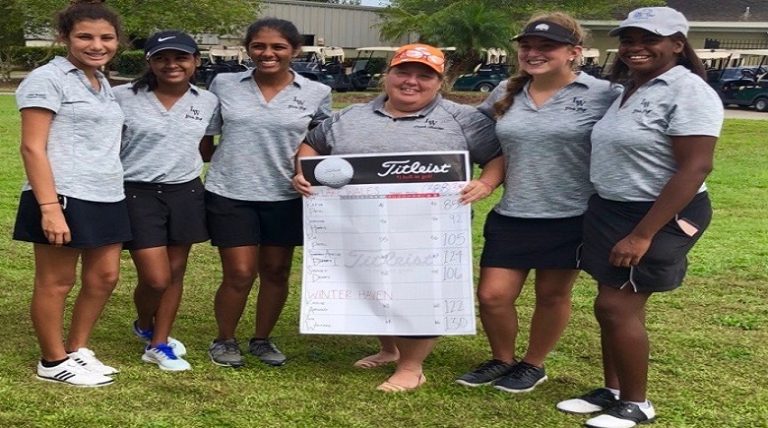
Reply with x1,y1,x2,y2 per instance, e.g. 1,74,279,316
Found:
593,297,624,327
536,289,572,308
138,274,172,293
259,263,291,286
222,266,258,292
83,268,120,295
35,275,77,295
477,286,514,309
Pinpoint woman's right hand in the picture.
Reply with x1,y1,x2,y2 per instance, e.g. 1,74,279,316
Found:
40,204,71,245
292,173,313,197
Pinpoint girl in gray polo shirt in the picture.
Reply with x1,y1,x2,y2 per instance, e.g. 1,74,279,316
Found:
457,12,619,394
114,30,219,372
12,1,128,387
556,7,724,428
204,18,332,368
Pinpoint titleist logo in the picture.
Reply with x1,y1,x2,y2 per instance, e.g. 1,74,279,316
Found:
377,160,451,177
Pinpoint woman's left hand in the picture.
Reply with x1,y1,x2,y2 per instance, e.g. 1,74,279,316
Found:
609,233,652,267
459,179,495,204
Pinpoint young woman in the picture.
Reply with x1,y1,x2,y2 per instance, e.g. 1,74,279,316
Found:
204,18,332,368
556,7,723,428
456,13,619,393
114,30,219,371
13,0,128,387
293,43,504,392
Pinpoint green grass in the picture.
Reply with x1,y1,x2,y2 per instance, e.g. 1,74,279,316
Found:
1,94,767,427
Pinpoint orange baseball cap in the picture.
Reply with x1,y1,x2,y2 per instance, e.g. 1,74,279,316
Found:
389,43,445,75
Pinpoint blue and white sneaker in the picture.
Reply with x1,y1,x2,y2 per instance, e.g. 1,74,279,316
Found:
132,320,187,357
142,343,191,371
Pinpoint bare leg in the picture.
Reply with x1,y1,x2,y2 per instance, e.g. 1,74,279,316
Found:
131,245,192,346
477,267,528,364
66,244,122,351
253,245,294,338
214,246,259,340
522,269,578,366
31,244,80,361
354,336,399,368
594,284,651,401
378,337,437,390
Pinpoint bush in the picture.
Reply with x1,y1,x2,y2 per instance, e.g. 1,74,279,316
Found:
112,50,146,76
10,46,67,70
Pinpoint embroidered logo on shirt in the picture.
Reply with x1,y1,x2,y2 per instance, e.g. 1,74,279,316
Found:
184,105,203,121
288,96,308,111
632,98,653,115
564,96,587,113
413,118,445,130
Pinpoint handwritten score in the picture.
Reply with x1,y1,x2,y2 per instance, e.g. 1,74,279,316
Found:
300,151,476,335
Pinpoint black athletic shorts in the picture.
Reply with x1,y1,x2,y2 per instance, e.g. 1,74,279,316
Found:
205,191,303,247
581,192,711,293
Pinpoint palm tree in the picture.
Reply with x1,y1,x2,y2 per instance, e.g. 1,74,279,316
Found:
378,0,515,85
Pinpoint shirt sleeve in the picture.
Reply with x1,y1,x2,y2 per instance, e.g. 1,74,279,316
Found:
304,113,336,155
455,105,502,166
667,78,724,137
476,80,508,119
205,79,223,135
309,91,333,130
15,68,63,113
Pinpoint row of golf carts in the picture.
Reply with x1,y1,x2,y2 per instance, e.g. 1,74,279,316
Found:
195,45,768,110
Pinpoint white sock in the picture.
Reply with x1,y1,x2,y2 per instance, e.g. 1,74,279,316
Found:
628,400,651,409
606,387,620,398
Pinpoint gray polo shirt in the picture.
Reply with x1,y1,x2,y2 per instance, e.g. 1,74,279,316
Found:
478,73,620,218
590,66,724,202
305,94,500,165
205,70,332,201
114,84,219,183
15,56,125,202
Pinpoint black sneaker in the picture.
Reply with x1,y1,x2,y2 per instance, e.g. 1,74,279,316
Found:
556,388,620,414
585,401,656,428
455,359,514,387
492,361,547,393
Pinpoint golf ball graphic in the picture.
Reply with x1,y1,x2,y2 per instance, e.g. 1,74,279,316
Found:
314,157,354,188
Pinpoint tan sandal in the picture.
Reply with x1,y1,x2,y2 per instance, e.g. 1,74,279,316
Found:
376,374,426,393
353,352,398,369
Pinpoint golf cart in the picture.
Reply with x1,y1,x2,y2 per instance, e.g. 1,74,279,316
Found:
291,46,361,91
352,46,400,89
196,46,250,87
452,48,511,92
579,48,602,77
713,49,768,111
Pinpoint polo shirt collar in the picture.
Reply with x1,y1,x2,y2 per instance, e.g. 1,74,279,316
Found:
649,65,688,85
372,93,443,118
239,69,304,88
50,56,107,80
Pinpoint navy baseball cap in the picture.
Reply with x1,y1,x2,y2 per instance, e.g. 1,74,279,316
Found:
513,21,581,45
144,31,198,59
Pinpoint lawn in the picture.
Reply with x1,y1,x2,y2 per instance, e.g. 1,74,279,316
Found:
0,94,767,427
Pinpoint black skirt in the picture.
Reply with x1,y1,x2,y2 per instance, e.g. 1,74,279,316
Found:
480,210,584,270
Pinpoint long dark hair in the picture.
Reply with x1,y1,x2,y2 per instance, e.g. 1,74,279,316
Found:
493,11,585,118
56,0,122,41
608,34,706,83
243,17,303,50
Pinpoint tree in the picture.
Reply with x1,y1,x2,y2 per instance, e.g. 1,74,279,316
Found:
0,0,26,81
377,0,665,84
19,0,263,42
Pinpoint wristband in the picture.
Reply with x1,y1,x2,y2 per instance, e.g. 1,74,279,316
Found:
39,201,60,207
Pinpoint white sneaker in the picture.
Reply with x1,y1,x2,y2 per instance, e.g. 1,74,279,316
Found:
67,348,119,376
142,343,191,371
36,359,114,387
132,320,187,357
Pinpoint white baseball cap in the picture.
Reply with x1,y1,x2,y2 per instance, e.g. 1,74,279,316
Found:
609,7,689,38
